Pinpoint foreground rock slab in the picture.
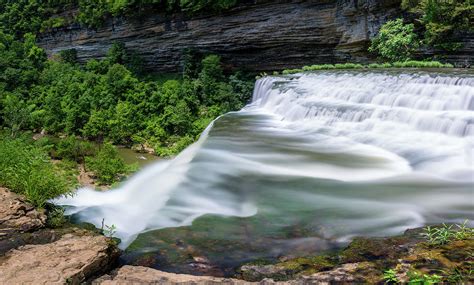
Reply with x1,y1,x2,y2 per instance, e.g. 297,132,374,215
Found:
95,266,259,285
0,187,46,235
0,233,119,284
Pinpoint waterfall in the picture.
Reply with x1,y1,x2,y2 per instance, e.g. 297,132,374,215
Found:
55,71,474,252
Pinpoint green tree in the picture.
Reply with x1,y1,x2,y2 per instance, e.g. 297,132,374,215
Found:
1,93,34,137
85,142,131,184
369,18,420,61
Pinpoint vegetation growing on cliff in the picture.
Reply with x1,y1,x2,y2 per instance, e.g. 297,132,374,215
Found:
0,0,241,33
401,0,473,50
367,1,473,60
369,19,419,61
273,61,453,76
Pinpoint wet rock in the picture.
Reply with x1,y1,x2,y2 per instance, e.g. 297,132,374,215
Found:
240,256,336,281
300,262,380,284
94,265,259,284
0,187,46,236
0,233,120,284
238,226,473,284
241,264,289,282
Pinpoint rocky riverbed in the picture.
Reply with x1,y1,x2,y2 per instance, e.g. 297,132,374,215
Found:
0,187,472,284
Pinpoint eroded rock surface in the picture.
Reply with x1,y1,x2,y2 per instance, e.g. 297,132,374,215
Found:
94,265,259,285
0,187,46,236
38,0,406,72
0,233,120,284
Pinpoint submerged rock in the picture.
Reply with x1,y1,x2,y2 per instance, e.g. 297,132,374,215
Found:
0,233,120,284
0,187,46,236
238,227,474,284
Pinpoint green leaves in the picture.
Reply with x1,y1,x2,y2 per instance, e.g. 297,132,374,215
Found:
369,18,420,61
422,221,473,246
85,143,130,184
383,269,399,284
0,136,71,207
401,0,473,50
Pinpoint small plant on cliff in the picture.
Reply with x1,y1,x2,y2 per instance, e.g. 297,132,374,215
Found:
104,224,117,238
369,18,420,61
383,269,399,284
101,219,117,238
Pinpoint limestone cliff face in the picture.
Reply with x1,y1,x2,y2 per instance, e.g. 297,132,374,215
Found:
36,0,467,72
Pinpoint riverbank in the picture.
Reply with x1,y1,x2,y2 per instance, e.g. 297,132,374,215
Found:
1,187,472,284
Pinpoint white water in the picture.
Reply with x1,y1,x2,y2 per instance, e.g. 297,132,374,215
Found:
55,71,474,249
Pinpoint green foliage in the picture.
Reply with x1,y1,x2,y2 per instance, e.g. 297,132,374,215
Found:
53,136,96,163
401,0,473,49
45,204,67,228
277,60,453,75
85,143,131,184
392,60,453,68
103,224,117,238
77,0,109,29
40,17,67,32
59,49,78,65
0,33,252,159
282,69,303,75
76,0,240,28
407,271,442,284
0,135,71,207
369,18,420,61
422,221,473,246
383,269,399,284
442,267,474,284
0,1,75,36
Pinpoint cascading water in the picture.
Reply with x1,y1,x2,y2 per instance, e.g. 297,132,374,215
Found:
55,70,474,274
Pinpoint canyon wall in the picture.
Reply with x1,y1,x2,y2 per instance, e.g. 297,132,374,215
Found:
36,0,471,72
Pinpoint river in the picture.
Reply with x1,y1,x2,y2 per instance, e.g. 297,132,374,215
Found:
55,70,474,276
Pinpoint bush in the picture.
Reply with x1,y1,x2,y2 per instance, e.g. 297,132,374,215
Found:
369,18,420,61
85,143,131,184
0,136,70,207
59,49,78,65
53,136,96,163
45,204,68,228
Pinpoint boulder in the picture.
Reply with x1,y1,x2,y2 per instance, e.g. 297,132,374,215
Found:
0,187,46,236
0,233,120,284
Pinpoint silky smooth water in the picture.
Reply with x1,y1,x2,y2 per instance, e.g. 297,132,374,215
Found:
55,71,474,274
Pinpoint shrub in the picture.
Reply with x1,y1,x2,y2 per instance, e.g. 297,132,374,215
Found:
59,49,78,65
282,69,303,75
334,63,364,69
369,18,420,61
85,142,131,184
53,136,96,163
45,204,67,228
0,136,70,207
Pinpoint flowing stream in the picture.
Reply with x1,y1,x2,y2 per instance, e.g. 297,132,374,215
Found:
55,70,474,275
